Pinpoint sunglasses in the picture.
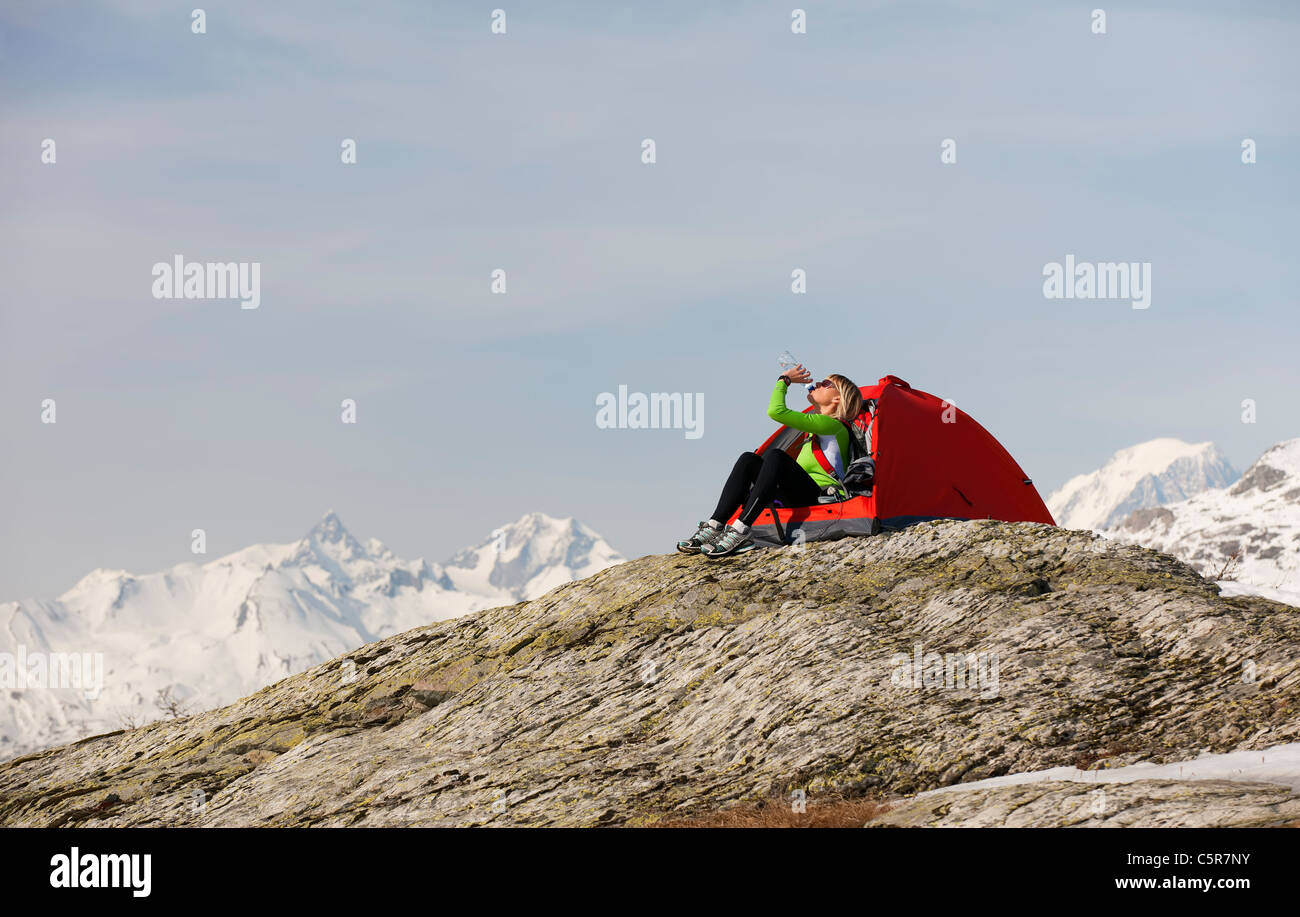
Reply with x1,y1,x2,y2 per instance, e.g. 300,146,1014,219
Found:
811,378,835,390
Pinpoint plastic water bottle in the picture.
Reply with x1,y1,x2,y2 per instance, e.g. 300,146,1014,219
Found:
777,350,816,392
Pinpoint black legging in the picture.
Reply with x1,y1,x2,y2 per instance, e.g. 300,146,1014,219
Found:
710,450,825,527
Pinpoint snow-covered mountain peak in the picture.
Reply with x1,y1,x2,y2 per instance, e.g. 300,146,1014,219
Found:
309,509,349,541
1113,437,1215,468
61,567,133,599
1228,438,1300,497
445,513,625,600
294,510,368,568
1047,438,1239,531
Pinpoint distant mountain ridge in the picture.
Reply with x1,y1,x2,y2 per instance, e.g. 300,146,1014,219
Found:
0,512,624,761
1114,439,1300,601
1046,438,1239,531
444,513,624,601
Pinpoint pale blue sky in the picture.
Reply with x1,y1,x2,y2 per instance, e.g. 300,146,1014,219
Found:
2,0,1297,598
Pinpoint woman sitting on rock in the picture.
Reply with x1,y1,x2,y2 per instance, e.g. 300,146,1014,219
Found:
678,364,863,558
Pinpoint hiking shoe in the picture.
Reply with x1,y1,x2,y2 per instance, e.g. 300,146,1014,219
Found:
677,521,723,555
701,527,755,558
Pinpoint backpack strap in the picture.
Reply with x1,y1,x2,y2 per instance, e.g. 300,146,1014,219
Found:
810,427,852,501
810,435,838,479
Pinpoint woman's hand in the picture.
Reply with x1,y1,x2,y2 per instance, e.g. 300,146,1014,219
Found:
782,364,813,384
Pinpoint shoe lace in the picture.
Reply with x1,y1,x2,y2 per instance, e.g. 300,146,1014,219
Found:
714,528,745,550
683,522,716,545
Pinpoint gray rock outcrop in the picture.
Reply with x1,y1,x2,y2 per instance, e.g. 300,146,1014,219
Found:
2,520,1297,827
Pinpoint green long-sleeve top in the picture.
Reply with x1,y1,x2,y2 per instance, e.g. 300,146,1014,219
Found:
768,379,851,490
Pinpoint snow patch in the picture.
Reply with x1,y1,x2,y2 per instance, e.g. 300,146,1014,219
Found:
925,743,1300,795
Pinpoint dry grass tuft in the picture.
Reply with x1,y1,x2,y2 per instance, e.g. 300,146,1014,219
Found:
653,796,892,828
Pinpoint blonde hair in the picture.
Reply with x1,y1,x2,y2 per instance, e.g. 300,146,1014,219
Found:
827,374,864,425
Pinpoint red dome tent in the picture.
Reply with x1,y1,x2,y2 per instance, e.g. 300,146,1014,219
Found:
731,375,1055,546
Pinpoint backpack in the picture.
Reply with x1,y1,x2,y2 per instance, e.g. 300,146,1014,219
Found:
839,399,876,496
844,399,874,461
